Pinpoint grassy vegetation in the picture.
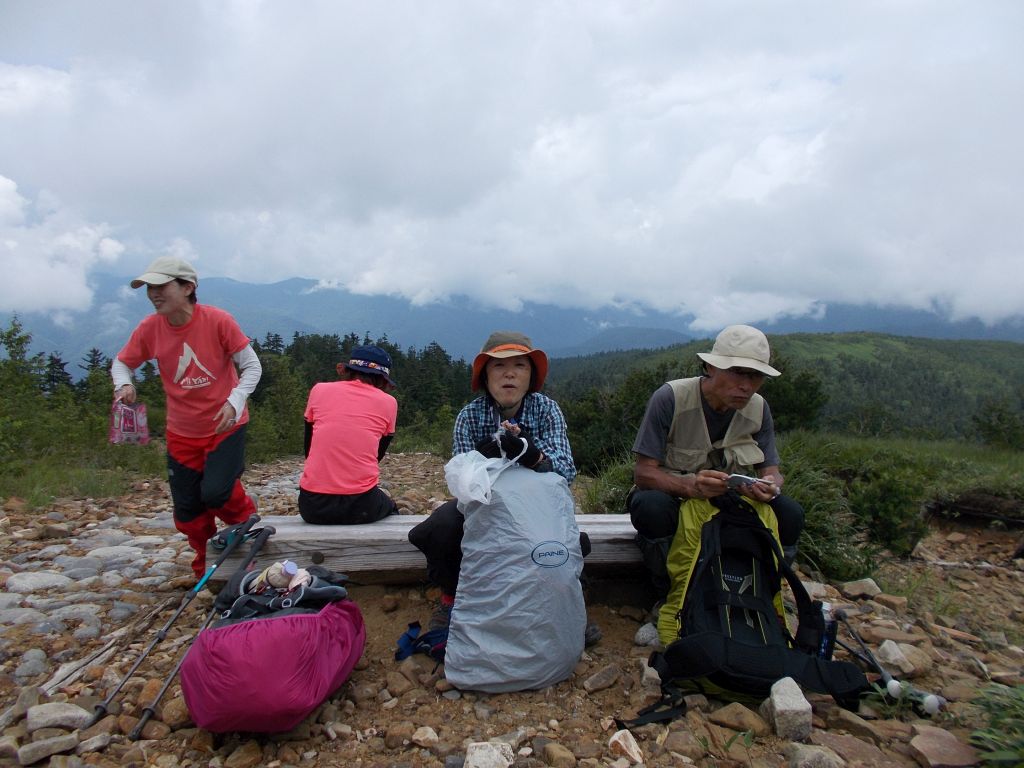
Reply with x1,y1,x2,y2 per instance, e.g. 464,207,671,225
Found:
971,684,1024,766
0,441,166,507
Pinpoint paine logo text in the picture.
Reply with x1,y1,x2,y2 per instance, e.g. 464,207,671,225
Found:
531,541,569,567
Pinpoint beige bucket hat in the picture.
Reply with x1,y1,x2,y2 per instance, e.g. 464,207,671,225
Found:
696,324,781,377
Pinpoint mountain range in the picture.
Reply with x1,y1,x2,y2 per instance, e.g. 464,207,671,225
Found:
14,273,1024,371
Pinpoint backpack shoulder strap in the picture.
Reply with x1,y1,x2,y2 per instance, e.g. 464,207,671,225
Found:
615,679,689,729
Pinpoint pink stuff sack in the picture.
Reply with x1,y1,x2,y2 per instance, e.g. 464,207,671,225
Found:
180,600,366,733
109,401,150,445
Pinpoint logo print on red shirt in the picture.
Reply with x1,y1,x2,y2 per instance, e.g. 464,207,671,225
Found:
174,342,217,389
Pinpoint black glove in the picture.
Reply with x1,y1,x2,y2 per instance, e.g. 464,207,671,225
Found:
474,435,503,459
498,432,543,468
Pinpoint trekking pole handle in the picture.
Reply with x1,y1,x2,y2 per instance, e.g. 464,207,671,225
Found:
193,513,260,593
235,525,275,572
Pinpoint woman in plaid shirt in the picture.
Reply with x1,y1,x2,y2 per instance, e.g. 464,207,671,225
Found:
409,331,596,642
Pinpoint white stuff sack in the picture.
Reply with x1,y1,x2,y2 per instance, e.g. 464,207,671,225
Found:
444,451,506,505
444,465,586,692
443,436,527,505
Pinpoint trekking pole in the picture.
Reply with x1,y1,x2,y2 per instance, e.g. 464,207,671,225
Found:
834,609,944,715
87,513,260,727
129,524,276,740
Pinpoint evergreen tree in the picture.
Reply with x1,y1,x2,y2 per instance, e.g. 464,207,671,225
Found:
286,332,346,387
0,316,48,473
79,348,110,374
43,353,74,393
261,332,285,355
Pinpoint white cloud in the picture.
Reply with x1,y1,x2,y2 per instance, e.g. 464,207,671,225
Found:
0,62,71,114
0,176,124,313
0,1,1021,329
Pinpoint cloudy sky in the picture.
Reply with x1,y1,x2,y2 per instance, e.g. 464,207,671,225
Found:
1,1,1021,332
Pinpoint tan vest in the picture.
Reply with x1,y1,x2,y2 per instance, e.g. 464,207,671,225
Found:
662,377,765,475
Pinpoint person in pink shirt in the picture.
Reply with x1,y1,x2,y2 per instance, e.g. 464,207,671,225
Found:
111,256,262,579
299,345,399,524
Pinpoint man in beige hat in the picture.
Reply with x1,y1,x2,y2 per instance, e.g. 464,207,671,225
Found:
628,324,804,598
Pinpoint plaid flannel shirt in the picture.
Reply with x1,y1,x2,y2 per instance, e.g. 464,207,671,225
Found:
452,392,577,483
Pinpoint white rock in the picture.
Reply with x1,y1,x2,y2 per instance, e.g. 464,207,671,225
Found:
5,572,73,593
839,578,880,598
764,677,812,741
876,640,915,676
464,741,514,768
26,702,92,732
608,729,644,763
412,726,438,747
782,743,844,767
634,622,660,646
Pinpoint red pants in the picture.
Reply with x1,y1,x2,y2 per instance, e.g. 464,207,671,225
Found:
166,426,256,578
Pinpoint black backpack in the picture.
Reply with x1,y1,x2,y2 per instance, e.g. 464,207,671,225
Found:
638,493,867,722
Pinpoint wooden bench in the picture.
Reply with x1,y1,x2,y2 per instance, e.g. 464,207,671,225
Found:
206,513,643,586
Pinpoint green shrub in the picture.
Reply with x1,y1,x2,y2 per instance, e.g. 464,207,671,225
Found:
971,684,1024,766
847,469,927,555
777,432,875,580
392,404,456,457
782,432,938,556
578,457,634,515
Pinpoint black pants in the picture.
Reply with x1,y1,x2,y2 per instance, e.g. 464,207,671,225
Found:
628,488,805,597
408,498,592,597
298,486,397,525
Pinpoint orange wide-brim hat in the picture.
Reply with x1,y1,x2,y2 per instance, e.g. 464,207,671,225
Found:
471,331,549,392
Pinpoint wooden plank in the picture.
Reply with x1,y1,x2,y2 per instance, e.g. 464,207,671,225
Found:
206,513,642,586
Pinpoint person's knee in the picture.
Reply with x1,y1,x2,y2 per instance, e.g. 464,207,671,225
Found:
628,489,680,540
772,495,806,546
167,460,203,521
579,531,592,558
201,481,234,510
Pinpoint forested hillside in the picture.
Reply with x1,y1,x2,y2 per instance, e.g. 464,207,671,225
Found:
549,332,1024,446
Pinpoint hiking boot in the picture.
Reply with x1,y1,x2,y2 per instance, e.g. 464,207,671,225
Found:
584,621,602,647
428,596,454,632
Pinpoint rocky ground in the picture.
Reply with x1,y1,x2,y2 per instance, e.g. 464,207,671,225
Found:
1,453,1022,768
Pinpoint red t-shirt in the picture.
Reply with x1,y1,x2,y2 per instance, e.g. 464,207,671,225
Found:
117,304,251,438
300,380,398,495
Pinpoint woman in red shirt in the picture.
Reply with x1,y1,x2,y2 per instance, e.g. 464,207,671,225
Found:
111,256,262,579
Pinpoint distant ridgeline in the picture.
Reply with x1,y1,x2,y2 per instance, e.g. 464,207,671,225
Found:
15,272,1024,376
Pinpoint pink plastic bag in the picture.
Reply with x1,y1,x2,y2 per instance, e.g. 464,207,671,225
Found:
109,401,150,445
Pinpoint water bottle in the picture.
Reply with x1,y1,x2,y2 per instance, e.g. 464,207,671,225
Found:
818,601,838,660
270,560,298,589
